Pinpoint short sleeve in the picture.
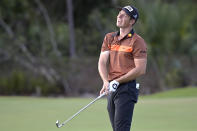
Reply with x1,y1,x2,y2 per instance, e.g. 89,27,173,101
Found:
132,38,147,59
101,34,110,52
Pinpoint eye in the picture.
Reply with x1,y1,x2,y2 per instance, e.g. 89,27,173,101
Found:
124,14,129,17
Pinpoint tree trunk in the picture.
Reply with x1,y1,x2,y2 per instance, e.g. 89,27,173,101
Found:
66,0,76,58
35,0,62,58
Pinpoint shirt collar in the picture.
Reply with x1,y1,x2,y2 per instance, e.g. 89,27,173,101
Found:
113,29,135,39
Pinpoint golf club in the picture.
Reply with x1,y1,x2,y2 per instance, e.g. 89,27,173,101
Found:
56,92,106,128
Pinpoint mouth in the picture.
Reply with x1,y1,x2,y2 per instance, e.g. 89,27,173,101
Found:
117,20,121,23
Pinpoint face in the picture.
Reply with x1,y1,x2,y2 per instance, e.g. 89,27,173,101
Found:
116,10,133,28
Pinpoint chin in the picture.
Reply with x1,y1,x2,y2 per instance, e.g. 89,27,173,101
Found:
116,24,121,28
117,25,124,28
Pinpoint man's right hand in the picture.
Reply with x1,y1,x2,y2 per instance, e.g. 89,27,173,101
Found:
100,81,109,95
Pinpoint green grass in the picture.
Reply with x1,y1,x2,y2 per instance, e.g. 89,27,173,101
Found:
0,87,197,131
143,86,197,98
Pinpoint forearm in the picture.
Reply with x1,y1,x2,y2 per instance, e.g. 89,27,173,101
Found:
98,62,109,82
116,68,138,84
116,58,147,84
98,51,109,82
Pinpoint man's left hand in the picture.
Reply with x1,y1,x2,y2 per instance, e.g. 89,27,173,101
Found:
108,80,119,92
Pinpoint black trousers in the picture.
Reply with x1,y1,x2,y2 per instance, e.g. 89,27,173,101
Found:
107,80,139,131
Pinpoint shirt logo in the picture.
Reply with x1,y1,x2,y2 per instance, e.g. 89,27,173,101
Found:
128,33,132,37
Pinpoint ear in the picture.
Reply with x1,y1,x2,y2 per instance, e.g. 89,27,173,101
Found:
129,19,135,26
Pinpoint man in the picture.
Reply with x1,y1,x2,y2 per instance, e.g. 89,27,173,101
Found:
98,5,147,131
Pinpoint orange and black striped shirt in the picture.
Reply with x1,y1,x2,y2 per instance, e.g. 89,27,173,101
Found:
101,29,147,81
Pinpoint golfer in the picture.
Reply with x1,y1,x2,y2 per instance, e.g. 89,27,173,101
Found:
98,5,147,131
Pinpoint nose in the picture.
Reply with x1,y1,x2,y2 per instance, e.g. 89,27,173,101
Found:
117,15,121,20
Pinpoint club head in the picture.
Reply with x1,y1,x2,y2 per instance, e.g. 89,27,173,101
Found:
56,120,60,128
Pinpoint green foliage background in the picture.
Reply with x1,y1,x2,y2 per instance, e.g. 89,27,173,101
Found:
0,0,196,96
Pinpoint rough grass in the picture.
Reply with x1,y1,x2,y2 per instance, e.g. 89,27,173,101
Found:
0,87,197,131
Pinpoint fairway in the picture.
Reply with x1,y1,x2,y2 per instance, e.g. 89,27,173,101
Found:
0,95,197,131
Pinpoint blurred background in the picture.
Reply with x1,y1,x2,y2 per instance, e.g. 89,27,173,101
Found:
0,0,197,97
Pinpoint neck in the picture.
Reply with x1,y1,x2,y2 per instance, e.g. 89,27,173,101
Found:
119,27,133,37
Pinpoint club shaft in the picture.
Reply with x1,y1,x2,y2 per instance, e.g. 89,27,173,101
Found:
60,93,105,126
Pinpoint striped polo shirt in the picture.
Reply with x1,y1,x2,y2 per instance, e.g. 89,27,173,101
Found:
101,29,147,81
